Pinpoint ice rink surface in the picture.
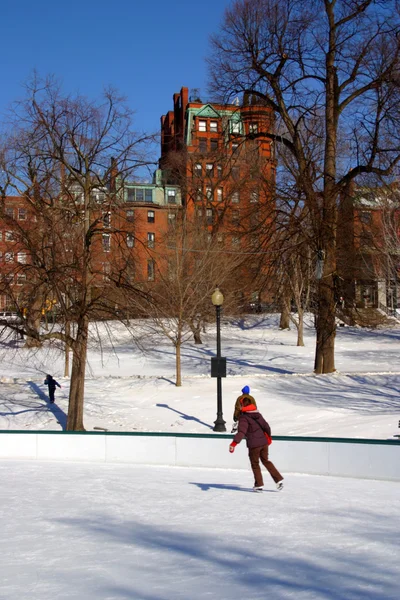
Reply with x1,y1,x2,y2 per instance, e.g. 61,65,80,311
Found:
0,461,399,600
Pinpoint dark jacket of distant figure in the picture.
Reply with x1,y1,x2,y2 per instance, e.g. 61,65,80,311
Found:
44,375,60,392
233,406,271,449
233,393,257,422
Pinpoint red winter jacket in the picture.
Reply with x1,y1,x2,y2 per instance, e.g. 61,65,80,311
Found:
232,406,271,449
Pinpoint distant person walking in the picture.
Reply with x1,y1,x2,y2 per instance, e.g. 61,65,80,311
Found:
229,396,284,492
231,385,257,433
44,374,61,404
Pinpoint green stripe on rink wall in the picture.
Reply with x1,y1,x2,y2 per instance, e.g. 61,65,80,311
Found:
0,430,399,445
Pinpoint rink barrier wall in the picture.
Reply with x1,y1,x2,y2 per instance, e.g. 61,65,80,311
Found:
0,431,399,481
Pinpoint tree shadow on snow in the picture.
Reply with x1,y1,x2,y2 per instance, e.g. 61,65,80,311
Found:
156,404,213,430
51,509,399,600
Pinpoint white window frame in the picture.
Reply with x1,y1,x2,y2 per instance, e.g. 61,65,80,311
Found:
18,208,27,221
167,189,176,204
210,121,218,132
147,232,155,248
199,120,207,132
250,190,259,203
102,234,111,253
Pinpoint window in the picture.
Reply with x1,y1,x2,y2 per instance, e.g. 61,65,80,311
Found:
103,212,111,228
16,273,26,286
126,233,135,248
232,142,239,151
147,232,155,248
199,139,207,153
197,208,203,219
217,188,223,202
250,190,259,203
210,121,218,132
126,188,152,203
206,187,213,200
102,234,111,253
147,259,155,281
127,188,135,202
231,191,240,204
5,207,14,218
231,210,240,225
167,189,176,204
195,163,202,176
18,208,26,221
232,235,240,246
360,211,372,224
5,252,14,263
17,252,27,264
196,188,202,201
199,120,207,132
168,213,176,225
232,166,240,180
126,210,134,222
206,208,213,225
5,231,14,242
148,210,155,223
249,122,258,134
0,232,2,241
92,191,105,203
206,163,214,177
103,263,111,281
210,139,218,151
217,164,222,178
230,120,241,134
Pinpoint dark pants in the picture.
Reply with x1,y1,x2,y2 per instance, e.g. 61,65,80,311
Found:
248,445,283,488
48,387,55,403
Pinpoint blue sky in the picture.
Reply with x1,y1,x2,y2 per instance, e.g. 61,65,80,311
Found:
0,0,231,148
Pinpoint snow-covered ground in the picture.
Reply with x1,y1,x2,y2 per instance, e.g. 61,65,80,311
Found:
1,316,400,599
1,461,399,600
1,314,400,438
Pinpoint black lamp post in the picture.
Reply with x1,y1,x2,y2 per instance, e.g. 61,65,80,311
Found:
211,287,226,432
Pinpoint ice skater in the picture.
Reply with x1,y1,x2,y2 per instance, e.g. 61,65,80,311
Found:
44,374,61,404
229,396,284,492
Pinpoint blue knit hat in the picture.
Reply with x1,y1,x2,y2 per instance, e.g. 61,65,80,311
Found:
241,385,250,395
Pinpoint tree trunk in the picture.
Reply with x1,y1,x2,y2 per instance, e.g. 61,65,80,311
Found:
314,275,336,373
279,304,290,329
64,320,71,377
297,309,305,347
66,317,88,431
175,339,182,386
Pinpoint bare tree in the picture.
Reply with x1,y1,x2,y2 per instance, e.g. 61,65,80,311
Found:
0,75,153,429
125,213,243,386
208,0,400,372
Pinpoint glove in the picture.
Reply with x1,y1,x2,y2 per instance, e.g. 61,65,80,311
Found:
229,441,237,453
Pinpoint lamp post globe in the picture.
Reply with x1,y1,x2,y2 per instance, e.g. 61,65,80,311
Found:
212,288,224,306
